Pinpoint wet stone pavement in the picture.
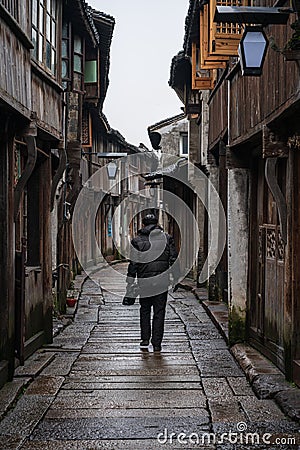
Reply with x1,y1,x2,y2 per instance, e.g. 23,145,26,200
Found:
0,264,299,449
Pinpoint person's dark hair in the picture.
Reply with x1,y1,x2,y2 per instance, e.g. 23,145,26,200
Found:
142,214,158,226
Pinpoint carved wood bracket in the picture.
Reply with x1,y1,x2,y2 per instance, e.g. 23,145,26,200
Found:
14,123,37,222
263,125,288,158
265,157,287,244
51,142,67,211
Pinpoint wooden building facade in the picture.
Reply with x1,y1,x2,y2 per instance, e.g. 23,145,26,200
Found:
0,0,120,388
170,0,300,383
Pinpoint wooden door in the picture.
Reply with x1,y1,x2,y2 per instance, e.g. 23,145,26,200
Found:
15,240,26,365
249,158,286,370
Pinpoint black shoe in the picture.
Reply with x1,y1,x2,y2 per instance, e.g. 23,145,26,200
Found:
153,346,162,352
140,340,149,348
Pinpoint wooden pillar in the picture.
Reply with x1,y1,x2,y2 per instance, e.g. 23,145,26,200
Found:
0,116,15,383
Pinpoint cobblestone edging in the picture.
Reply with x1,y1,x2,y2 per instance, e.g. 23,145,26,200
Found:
231,344,300,422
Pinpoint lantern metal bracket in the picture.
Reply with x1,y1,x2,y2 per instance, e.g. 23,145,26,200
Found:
214,6,291,26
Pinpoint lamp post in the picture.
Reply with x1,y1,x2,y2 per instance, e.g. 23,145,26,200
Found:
238,26,269,76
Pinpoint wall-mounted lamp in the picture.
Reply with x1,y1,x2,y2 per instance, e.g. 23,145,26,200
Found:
214,6,290,76
107,161,118,180
238,26,268,76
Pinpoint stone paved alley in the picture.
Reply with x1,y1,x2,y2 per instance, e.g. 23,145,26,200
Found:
0,263,299,449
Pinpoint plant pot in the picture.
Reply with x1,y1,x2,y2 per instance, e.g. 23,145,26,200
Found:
66,297,76,307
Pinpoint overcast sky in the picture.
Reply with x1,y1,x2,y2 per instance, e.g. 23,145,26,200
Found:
87,0,188,148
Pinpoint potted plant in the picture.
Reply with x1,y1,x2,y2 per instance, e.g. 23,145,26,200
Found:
66,296,76,308
66,282,77,307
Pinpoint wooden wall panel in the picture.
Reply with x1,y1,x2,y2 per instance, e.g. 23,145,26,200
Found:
228,19,299,145
31,74,62,139
209,80,228,148
0,21,31,111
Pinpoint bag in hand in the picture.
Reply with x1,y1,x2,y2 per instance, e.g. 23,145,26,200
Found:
122,282,139,305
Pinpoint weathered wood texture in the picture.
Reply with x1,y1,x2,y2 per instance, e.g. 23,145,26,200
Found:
0,19,31,112
249,157,288,372
31,73,62,139
0,130,15,379
0,1,30,33
229,19,299,145
208,79,228,149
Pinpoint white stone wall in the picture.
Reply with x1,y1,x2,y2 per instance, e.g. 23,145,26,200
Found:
227,168,249,316
159,118,188,157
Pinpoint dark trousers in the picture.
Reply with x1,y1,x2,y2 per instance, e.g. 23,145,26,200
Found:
139,291,168,347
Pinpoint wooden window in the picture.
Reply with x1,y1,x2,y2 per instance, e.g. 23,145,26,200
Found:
84,46,100,100
31,0,57,75
0,0,19,21
208,0,245,56
74,35,83,73
199,8,228,68
85,60,97,83
191,42,219,90
73,34,84,92
180,132,189,155
62,21,71,87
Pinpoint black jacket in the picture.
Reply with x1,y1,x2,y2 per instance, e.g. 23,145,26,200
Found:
127,224,177,280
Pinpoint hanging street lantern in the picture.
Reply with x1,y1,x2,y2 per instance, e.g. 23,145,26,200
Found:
214,6,291,76
107,161,118,179
238,26,269,76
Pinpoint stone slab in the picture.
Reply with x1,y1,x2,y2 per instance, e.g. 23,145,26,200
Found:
40,353,79,376
202,378,234,398
0,434,24,450
81,343,190,353
29,416,210,440
61,381,202,390
14,352,56,378
70,366,200,377
0,378,31,420
239,396,289,422
24,376,65,396
208,397,247,423
22,439,215,450
53,389,206,409
45,407,209,420
66,374,202,383
227,376,255,396
275,389,300,421
213,420,300,449
76,354,195,364
0,395,54,437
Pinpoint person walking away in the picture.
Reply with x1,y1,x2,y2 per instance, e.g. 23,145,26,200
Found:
126,213,177,352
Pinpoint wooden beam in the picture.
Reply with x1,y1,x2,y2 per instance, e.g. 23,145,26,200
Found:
265,157,287,244
14,122,37,222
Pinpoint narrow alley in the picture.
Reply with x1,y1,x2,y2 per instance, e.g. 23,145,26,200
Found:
0,263,298,449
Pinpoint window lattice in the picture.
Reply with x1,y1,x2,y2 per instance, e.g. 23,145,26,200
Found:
0,0,18,20
32,0,57,75
216,0,243,35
